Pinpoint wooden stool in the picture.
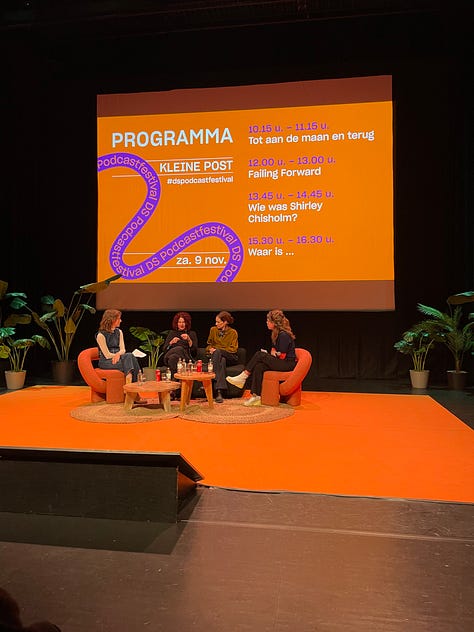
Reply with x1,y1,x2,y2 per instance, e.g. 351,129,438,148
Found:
174,371,216,411
123,380,180,412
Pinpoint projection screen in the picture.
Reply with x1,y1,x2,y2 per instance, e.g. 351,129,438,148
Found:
97,75,394,311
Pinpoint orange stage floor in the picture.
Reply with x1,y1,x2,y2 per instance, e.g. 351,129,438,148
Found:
1,385,473,504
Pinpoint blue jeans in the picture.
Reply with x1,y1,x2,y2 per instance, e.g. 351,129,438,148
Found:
98,352,140,382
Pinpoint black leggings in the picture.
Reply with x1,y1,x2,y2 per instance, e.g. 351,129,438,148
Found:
210,348,239,390
164,348,191,379
246,350,296,396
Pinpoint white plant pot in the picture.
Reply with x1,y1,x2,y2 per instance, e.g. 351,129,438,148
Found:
409,369,429,389
5,370,27,390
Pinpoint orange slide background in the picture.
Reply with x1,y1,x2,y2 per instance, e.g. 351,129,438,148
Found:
97,100,393,285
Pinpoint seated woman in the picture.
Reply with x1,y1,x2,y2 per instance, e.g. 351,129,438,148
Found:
227,309,297,406
206,311,239,403
96,309,140,382
162,311,198,379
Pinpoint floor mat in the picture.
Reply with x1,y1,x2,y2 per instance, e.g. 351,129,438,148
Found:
1,385,473,502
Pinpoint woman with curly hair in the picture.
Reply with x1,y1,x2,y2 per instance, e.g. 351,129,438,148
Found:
227,309,296,406
162,311,198,378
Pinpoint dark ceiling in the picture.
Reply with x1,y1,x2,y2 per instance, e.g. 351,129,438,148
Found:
1,0,450,34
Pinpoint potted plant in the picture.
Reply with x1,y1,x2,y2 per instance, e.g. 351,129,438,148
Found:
417,291,474,390
129,326,165,381
0,280,26,333
0,327,50,390
0,280,51,389
9,274,121,384
394,322,435,389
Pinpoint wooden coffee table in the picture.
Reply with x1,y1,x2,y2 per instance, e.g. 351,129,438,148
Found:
174,371,215,411
123,380,180,412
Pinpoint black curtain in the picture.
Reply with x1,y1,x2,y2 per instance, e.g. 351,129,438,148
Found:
2,9,472,387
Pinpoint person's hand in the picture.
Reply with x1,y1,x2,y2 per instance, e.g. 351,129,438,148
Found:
209,347,216,353
181,333,189,341
170,337,180,344
112,353,120,364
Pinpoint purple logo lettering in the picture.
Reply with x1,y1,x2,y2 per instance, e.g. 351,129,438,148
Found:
98,152,243,281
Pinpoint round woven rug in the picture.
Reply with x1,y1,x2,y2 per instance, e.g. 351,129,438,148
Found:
70,398,294,424
70,401,180,424
180,398,294,424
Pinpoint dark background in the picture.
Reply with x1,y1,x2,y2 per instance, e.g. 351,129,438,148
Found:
1,0,473,386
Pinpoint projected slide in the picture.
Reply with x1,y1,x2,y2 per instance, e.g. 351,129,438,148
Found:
97,75,394,310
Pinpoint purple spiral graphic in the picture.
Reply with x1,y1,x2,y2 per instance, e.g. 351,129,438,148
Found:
98,152,243,282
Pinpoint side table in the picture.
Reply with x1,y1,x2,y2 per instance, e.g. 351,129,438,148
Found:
123,380,180,412
174,371,215,411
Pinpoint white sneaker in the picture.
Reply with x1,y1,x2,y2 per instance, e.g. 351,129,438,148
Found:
226,373,247,389
243,395,261,407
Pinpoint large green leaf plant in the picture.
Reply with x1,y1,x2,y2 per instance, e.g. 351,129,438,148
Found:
417,291,474,373
129,326,165,369
394,322,435,371
0,280,50,371
1,275,121,362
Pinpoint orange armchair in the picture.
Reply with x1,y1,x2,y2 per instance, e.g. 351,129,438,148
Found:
77,347,125,404
261,347,312,407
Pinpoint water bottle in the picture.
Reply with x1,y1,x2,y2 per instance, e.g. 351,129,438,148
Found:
177,359,183,374
138,370,144,383
207,359,213,373
165,368,171,381
187,360,193,373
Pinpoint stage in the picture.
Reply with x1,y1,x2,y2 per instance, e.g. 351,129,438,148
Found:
1,384,473,504
1,383,473,632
